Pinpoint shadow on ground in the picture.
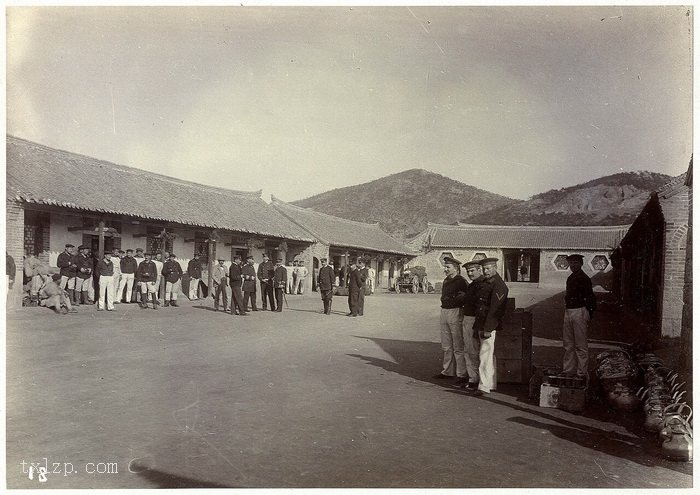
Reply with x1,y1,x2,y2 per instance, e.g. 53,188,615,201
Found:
130,463,234,488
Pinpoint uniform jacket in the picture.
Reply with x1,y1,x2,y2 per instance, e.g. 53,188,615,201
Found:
120,256,138,275
462,275,486,317
96,259,114,277
187,258,202,279
212,264,227,286
242,263,257,292
273,265,287,289
162,259,183,283
57,251,76,277
229,262,243,287
318,265,335,291
565,269,596,313
257,260,275,283
475,273,509,333
440,274,468,309
137,260,158,283
75,253,93,279
348,268,367,291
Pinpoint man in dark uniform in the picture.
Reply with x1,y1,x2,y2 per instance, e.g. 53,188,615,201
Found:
272,257,287,312
228,255,247,316
187,253,203,300
356,258,369,316
162,253,183,307
562,254,596,379
242,255,258,311
132,247,146,303
136,252,159,310
434,256,468,383
318,257,335,315
118,249,137,303
460,260,487,390
346,260,359,316
56,244,76,298
468,257,509,396
257,253,276,311
74,245,93,305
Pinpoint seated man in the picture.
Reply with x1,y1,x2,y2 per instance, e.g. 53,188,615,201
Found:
39,274,77,314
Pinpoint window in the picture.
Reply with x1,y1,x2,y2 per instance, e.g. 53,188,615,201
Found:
438,251,455,264
591,255,609,271
472,252,487,261
553,254,570,271
146,227,173,255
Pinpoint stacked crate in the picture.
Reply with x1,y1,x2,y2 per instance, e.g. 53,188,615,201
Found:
495,300,533,384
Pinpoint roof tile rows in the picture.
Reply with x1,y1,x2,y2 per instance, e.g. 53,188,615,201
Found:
271,196,414,256
6,136,313,241
410,223,630,251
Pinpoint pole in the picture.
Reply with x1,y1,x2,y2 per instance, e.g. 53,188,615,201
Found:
160,226,167,302
207,236,214,297
97,219,105,260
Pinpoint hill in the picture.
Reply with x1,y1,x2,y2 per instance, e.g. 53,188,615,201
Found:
463,171,674,226
291,169,515,238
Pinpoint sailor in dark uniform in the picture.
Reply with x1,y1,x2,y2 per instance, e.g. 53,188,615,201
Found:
273,258,287,312
257,253,276,311
242,255,258,311
229,255,247,316
562,254,596,379
317,257,335,315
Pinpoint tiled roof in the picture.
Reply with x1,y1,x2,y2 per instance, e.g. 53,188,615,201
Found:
270,196,416,256
656,172,688,200
413,223,630,251
6,136,313,241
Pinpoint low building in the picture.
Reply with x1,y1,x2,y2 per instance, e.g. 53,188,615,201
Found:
6,136,314,307
271,196,416,292
614,172,690,339
407,223,629,290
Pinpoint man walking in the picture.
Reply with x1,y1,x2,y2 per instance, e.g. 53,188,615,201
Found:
229,255,247,316
434,256,468,384
460,260,487,390
318,257,335,315
117,249,137,303
257,253,276,311
162,253,183,307
469,257,509,396
187,253,202,300
136,252,159,310
562,254,596,380
212,258,228,312
242,255,258,311
95,251,115,311
273,257,287,312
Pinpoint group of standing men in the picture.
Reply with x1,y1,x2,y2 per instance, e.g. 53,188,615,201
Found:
437,256,509,397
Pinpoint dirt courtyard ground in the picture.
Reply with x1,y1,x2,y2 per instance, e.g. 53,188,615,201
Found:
5,288,692,488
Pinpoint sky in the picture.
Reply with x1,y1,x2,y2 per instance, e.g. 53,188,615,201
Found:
6,5,693,202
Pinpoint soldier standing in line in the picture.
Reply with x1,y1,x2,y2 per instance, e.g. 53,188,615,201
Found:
117,249,137,304
468,257,509,397
137,252,159,310
273,257,287,312
460,260,487,390
242,255,258,311
95,251,115,311
434,256,468,384
74,245,93,305
110,248,122,303
187,253,203,300
57,244,76,296
562,254,596,380
212,258,228,312
228,255,248,316
257,253,276,311
132,248,146,304
162,253,183,307
318,257,335,315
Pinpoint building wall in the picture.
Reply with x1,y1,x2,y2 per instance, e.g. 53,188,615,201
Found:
6,201,25,308
659,189,690,338
411,247,613,289
680,175,692,370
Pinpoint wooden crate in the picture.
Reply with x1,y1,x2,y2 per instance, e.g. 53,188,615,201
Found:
495,304,533,384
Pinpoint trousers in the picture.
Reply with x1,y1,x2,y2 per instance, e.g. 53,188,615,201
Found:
563,307,590,376
98,275,114,310
439,307,466,377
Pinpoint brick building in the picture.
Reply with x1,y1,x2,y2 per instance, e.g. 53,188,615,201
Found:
5,136,314,307
270,196,415,292
407,223,629,290
614,172,690,338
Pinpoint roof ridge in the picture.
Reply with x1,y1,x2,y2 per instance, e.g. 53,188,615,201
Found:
7,135,262,199
272,196,385,229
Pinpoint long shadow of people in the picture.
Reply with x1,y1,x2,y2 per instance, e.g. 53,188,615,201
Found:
130,463,235,488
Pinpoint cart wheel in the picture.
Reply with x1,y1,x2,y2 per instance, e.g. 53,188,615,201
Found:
394,280,401,294
412,276,419,294
421,276,429,293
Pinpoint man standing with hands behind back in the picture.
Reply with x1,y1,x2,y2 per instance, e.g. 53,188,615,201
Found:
318,257,335,315
257,253,276,311
434,256,468,384
562,254,596,380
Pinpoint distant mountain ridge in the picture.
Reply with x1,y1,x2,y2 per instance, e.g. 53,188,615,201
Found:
292,169,675,239
291,169,514,238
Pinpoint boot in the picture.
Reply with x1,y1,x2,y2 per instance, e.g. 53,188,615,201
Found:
164,300,170,307
81,291,88,305
152,293,158,310
328,300,332,315
170,299,179,307
323,300,328,314
71,289,80,305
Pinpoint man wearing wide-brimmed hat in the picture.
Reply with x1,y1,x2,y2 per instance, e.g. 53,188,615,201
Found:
562,254,596,379
434,256,469,384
